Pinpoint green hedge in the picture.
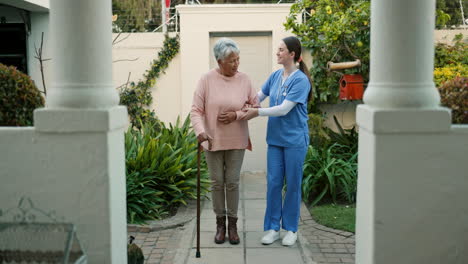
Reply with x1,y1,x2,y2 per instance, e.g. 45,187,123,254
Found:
438,77,468,124
0,63,44,126
302,116,358,206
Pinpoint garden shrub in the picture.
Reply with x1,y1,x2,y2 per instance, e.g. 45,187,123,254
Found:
433,34,467,124
433,34,467,88
438,77,468,124
308,112,332,149
434,34,467,68
302,116,358,206
125,116,210,224
303,143,358,206
0,63,44,126
434,64,468,88
285,0,370,105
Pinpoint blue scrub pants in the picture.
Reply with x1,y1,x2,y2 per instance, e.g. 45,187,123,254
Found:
264,144,307,232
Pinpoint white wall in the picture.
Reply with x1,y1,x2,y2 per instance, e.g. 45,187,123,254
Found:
152,54,182,124
370,126,468,263
0,107,128,263
434,29,467,44
112,33,175,87
111,32,181,124
356,105,468,263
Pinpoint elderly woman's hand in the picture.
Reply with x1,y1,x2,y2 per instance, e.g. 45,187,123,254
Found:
218,111,236,124
197,132,212,150
242,108,259,120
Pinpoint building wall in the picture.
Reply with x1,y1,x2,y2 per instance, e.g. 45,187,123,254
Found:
434,29,467,44
111,32,181,125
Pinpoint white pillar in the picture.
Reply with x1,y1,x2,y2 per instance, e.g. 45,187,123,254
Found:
47,0,119,108
363,0,440,109
31,0,128,262
355,0,468,263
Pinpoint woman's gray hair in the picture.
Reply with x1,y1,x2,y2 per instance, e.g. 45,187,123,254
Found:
213,38,240,62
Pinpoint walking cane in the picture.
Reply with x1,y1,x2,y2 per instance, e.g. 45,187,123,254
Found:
196,142,201,258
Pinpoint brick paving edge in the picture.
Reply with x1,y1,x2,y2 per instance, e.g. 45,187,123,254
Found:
127,199,200,233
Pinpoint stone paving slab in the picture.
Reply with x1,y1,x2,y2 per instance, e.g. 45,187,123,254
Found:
244,218,265,232
244,207,266,218
187,248,244,264
246,248,304,264
243,199,267,209
242,190,266,199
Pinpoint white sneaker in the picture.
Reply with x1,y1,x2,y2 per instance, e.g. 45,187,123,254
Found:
261,230,280,245
282,231,298,246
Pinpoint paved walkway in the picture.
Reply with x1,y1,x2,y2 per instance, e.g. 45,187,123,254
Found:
129,171,355,264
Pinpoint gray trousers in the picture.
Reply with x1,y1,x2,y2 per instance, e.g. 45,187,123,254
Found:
204,149,245,218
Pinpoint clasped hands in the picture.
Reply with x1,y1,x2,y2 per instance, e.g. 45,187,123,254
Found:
217,103,259,125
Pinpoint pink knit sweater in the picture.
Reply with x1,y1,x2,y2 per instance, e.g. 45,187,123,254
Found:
190,69,258,151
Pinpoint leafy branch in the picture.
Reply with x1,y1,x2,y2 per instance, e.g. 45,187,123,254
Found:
34,32,51,95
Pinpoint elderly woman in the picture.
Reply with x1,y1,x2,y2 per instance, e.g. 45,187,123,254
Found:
190,38,258,245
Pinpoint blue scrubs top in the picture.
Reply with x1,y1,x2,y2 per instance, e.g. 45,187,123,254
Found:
261,69,311,147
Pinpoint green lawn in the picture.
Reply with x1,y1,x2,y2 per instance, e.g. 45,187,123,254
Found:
309,204,356,233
